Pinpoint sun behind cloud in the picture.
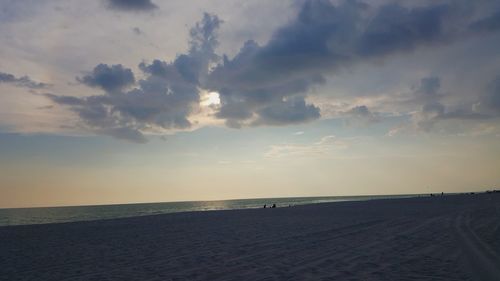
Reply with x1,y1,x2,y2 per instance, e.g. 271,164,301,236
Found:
201,91,221,107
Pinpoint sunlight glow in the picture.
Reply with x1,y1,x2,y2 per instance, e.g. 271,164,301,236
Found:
201,92,221,106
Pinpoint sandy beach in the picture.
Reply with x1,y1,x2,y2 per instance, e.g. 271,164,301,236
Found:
1,193,499,281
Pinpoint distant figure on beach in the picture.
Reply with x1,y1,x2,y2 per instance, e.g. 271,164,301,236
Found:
263,204,266,208
441,192,444,196
272,204,276,208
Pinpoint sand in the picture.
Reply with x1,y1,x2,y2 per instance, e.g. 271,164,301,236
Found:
1,193,499,281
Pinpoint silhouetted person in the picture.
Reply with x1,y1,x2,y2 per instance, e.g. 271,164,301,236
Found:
271,204,276,208
263,204,267,208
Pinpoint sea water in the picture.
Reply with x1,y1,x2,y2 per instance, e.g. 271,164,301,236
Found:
0,194,418,226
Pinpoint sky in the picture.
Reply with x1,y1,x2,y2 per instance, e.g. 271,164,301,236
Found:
1,0,500,208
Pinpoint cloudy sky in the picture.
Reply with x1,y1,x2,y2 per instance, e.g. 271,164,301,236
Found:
1,0,500,208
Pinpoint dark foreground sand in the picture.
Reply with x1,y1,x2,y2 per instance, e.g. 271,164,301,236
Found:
1,193,500,281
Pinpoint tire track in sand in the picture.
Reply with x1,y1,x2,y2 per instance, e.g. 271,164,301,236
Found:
455,212,500,281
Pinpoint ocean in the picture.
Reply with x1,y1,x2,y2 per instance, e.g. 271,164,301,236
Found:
0,194,419,226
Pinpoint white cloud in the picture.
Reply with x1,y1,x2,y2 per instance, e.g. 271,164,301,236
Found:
265,135,348,159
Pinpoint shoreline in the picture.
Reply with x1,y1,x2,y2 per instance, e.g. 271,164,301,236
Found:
0,192,430,210
0,193,426,227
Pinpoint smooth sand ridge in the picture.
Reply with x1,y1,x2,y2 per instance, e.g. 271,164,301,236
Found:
1,193,499,281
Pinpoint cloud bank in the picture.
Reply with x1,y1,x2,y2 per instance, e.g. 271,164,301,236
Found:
0,71,48,89
45,0,500,142
47,13,221,142
107,0,157,11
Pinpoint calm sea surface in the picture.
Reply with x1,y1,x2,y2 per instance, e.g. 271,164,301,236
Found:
0,195,419,226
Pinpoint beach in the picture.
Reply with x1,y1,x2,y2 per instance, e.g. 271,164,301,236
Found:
1,193,499,281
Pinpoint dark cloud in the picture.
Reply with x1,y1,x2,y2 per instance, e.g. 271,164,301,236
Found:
107,0,157,11
357,3,449,57
474,76,500,115
409,76,443,106
46,1,500,141
441,110,490,120
44,93,85,106
415,77,440,97
207,0,500,128
253,97,320,126
413,101,445,131
470,11,500,32
77,64,135,93
132,27,142,35
207,0,360,127
0,71,48,89
410,76,452,131
344,105,380,125
410,77,491,131
47,13,221,142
